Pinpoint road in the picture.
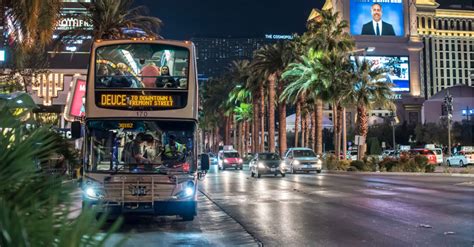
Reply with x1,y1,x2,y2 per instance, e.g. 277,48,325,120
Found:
106,165,474,246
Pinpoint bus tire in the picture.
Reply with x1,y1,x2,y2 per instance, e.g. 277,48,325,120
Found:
181,214,195,221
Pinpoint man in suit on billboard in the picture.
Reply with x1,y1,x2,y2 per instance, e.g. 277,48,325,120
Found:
361,3,396,36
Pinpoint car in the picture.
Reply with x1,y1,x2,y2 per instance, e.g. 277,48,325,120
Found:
446,152,470,167
431,148,444,165
249,152,286,178
217,150,243,170
409,149,437,165
283,148,322,174
208,152,218,165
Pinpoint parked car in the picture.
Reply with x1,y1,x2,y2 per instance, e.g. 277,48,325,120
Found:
409,149,437,165
249,152,286,178
446,152,470,167
208,152,218,165
431,148,444,165
217,150,243,170
283,148,322,174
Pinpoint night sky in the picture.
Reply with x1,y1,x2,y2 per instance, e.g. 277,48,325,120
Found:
133,0,324,39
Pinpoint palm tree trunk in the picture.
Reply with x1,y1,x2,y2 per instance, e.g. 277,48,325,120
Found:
301,112,306,147
315,99,323,155
259,83,265,152
342,107,347,161
243,121,248,155
268,74,276,152
278,102,287,156
336,104,343,160
224,116,229,145
357,106,368,158
332,103,339,160
252,100,259,153
305,113,310,148
311,112,316,151
239,122,244,155
295,99,301,147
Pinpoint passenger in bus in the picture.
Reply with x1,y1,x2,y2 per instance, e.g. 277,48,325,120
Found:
140,62,160,88
97,64,112,87
123,133,150,164
156,66,177,88
178,67,188,88
112,63,143,88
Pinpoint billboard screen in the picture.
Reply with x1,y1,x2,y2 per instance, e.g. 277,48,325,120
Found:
351,56,410,92
350,0,404,36
64,77,86,121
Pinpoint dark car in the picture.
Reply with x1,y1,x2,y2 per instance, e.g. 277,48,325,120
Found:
249,152,286,178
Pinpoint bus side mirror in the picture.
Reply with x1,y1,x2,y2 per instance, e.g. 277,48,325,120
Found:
71,121,82,139
200,153,210,171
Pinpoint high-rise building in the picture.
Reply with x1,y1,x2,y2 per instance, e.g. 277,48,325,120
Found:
416,1,474,99
191,36,273,79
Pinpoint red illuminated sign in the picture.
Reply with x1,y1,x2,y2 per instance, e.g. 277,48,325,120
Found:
64,76,86,121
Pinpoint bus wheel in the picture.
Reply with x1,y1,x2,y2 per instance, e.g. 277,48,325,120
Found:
181,214,194,221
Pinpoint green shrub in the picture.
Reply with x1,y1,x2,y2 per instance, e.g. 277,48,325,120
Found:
337,160,351,171
350,160,366,171
365,156,379,171
347,166,358,171
379,158,399,171
414,155,428,167
424,164,435,173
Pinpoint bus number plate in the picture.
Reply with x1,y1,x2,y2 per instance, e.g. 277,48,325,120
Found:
136,111,148,117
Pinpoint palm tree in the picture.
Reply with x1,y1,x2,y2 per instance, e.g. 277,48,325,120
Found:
281,48,331,149
252,42,294,153
5,0,62,49
344,58,395,156
57,0,162,44
0,98,120,246
302,9,355,155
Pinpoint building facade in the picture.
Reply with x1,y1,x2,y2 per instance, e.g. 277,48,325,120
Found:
191,36,275,79
417,1,474,99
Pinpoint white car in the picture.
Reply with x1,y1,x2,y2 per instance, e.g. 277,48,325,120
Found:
283,148,322,174
446,153,469,167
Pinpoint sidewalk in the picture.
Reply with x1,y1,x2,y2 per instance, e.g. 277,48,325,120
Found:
326,165,474,177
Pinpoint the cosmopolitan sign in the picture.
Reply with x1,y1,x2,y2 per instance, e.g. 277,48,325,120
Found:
57,17,92,30
264,34,294,40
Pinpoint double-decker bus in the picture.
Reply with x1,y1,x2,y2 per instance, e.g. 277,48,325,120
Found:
74,39,208,221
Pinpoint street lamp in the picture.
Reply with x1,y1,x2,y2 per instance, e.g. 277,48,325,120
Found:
390,112,399,151
443,91,453,156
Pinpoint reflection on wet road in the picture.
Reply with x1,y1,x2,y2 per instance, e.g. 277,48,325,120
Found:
107,164,473,246
200,165,474,246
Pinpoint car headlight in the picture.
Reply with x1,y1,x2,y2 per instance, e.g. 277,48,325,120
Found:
224,159,228,163
317,159,322,165
293,160,300,165
258,162,265,168
280,162,286,168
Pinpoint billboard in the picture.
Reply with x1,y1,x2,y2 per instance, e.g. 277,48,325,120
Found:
64,76,86,121
350,0,404,37
351,56,410,92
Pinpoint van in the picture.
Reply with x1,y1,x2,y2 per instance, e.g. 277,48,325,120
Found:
217,150,243,170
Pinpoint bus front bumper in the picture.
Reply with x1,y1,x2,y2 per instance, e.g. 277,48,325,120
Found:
86,200,197,216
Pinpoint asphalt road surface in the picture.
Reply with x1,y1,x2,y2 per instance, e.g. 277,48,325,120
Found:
105,165,474,246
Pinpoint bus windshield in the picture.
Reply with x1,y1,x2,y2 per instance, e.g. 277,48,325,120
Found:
85,120,196,174
95,43,189,89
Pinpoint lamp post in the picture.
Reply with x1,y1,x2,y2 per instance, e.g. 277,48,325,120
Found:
444,91,453,156
390,112,399,151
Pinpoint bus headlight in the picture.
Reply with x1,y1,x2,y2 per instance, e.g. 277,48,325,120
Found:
178,180,195,198
84,186,103,200
185,187,194,197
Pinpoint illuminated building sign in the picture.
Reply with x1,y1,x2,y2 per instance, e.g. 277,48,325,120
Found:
32,73,64,106
264,34,294,40
64,75,86,121
95,91,187,110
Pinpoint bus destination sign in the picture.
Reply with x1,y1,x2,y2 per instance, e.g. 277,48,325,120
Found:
95,91,186,110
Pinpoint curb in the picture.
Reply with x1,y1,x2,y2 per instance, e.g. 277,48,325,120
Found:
325,170,474,177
